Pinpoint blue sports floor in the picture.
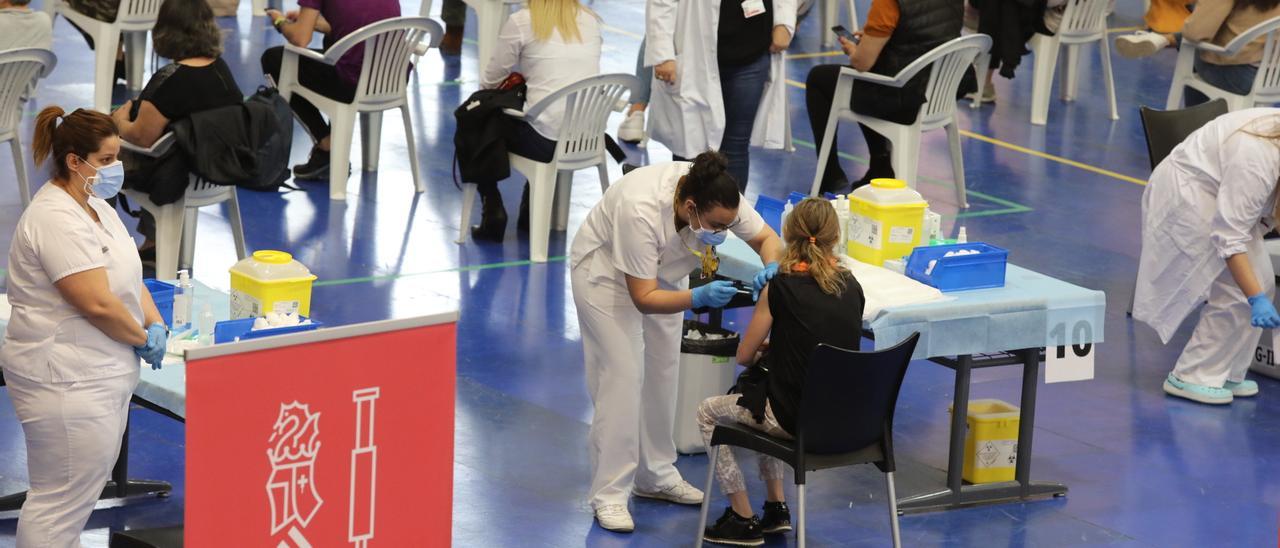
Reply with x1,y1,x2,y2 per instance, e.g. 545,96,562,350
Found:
0,1,1276,546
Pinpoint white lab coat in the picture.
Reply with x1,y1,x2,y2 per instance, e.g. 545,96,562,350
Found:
569,162,766,508
1,183,146,548
1134,108,1280,344
644,0,796,159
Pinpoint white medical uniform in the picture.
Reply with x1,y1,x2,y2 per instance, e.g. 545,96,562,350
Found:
644,0,797,158
570,162,765,509
1,183,144,548
1134,108,1280,387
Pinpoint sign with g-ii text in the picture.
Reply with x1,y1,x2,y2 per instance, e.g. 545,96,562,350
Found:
185,316,456,547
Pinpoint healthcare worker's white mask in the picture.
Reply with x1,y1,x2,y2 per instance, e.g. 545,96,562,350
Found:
688,204,728,246
74,156,125,200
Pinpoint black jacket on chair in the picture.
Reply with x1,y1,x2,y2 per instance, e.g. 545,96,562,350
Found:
123,87,294,205
453,84,527,184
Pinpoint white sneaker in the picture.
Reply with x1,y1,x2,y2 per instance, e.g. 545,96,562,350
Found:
1115,31,1170,59
595,504,634,533
617,110,646,143
634,479,705,505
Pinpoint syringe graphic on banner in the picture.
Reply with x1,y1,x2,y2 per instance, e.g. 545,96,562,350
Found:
349,388,380,548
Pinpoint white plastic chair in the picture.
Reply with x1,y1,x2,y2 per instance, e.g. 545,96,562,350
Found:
120,133,247,279
251,0,281,15
457,73,640,263
50,0,161,113
1165,15,1280,110
819,0,859,48
809,34,991,208
0,48,56,209
1028,0,1117,125
276,16,443,201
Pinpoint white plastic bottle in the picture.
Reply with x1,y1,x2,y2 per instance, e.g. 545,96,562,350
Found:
957,226,968,244
836,195,851,254
197,303,215,346
781,202,794,243
173,270,192,332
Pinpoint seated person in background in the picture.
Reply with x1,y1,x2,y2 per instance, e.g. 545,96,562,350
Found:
110,0,243,262
468,0,603,242
260,0,400,180
0,0,51,51
804,0,965,194
696,198,865,547
1115,0,1280,106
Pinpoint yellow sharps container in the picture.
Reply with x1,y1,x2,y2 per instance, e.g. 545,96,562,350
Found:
229,250,317,319
847,178,927,266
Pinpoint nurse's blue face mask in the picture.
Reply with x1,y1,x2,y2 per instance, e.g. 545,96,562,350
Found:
75,156,124,200
688,204,729,246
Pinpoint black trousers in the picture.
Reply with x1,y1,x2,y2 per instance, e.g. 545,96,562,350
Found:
805,64,923,186
261,45,357,143
477,120,627,198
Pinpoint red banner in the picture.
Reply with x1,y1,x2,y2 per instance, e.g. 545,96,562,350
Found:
186,321,456,547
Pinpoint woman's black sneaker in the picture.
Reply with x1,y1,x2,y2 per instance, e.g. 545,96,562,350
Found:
703,507,764,546
760,501,792,533
292,146,331,180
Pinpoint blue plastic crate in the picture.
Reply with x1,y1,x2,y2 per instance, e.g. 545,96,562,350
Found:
143,279,176,326
213,317,322,344
905,243,1009,292
787,191,808,205
755,195,785,235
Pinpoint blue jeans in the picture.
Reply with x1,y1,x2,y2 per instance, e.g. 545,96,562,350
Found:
1186,56,1257,106
718,53,771,192
635,38,652,105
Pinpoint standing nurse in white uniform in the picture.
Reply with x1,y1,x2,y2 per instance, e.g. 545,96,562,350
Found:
571,151,783,532
1134,108,1280,405
1,107,167,547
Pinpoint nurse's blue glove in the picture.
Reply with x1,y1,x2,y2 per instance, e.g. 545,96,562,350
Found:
136,323,168,370
752,262,779,301
1248,294,1280,329
691,280,738,310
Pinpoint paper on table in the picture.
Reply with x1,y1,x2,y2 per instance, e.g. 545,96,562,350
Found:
838,255,946,320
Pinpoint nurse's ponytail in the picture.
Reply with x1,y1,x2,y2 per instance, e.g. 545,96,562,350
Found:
677,151,740,212
33,106,118,181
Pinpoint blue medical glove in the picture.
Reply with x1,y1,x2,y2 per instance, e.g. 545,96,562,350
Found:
691,280,738,310
752,262,779,301
138,323,168,370
1248,294,1280,329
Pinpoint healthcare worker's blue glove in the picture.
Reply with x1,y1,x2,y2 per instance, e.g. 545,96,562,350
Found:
1248,294,1280,329
135,323,168,370
691,280,738,310
752,262,779,301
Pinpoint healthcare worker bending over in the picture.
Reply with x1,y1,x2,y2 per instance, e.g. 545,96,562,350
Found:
571,151,782,532
1134,108,1280,405
0,106,167,547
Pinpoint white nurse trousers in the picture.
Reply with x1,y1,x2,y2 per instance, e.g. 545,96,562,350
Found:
571,264,684,510
1173,233,1275,388
5,368,139,548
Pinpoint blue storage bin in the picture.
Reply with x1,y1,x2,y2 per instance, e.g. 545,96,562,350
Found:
905,243,1009,292
787,191,808,205
213,317,322,344
144,279,176,326
755,195,785,235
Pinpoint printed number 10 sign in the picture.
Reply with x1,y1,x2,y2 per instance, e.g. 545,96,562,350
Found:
1047,320,1095,383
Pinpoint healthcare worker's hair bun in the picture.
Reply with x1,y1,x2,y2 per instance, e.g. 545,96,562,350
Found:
681,151,740,212
32,106,119,181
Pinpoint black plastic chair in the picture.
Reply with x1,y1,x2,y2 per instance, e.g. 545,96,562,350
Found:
1139,98,1228,170
110,526,183,548
694,333,921,548
1128,99,1229,315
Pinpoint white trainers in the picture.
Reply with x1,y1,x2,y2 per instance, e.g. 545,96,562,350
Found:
1115,31,1170,59
595,504,634,533
634,479,705,505
617,110,646,143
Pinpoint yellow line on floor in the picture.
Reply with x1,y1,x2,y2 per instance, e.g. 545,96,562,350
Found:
1107,26,1143,34
788,50,846,60
783,78,1148,186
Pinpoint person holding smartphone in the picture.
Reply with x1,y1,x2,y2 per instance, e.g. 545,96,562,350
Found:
804,0,966,194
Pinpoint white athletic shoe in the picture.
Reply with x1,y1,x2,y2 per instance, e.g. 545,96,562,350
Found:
595,504,635,533
617,110,646,143
1115,31,1171,59
635,479,705,505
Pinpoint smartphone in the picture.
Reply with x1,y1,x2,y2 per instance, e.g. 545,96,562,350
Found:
832,25,860,45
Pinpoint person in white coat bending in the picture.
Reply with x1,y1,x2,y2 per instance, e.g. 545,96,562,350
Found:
1,106,167,547
645,0,796,191
571,151,783,532
1134,108,1280,405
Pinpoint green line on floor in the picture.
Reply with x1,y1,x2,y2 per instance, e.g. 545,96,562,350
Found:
313,256,567,288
